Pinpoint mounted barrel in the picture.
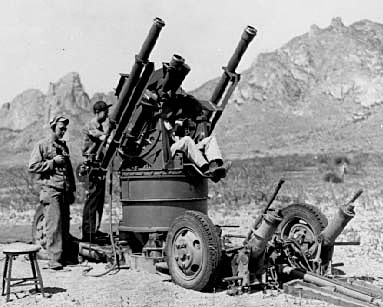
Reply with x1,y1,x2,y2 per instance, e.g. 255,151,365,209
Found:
319,189,362,264
117,54,204,232
97,17,165,167
159,54,191,96
208,25,257,133
116,54,191,169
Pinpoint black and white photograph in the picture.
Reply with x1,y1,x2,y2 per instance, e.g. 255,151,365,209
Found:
0,0,383,306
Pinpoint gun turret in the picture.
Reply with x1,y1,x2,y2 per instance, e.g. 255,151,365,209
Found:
97,17,165,168
117,54,191,168
207,25,257,134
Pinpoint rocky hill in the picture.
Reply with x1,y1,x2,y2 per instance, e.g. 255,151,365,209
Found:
193,17,383,158
2,17,383,166
0,72,116,165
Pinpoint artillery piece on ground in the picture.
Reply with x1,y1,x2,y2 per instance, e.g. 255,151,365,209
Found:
32,18,375,306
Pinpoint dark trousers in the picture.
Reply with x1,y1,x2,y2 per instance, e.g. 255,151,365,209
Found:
82,177,106,237
41,188,70,262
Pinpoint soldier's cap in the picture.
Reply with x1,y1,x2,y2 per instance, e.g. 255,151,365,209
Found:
49,115,69,128
93,100,112,113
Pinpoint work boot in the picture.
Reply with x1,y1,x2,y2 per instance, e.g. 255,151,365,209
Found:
61,257,79,266
200,163,209,174
204,161,225,178
210,160,232,183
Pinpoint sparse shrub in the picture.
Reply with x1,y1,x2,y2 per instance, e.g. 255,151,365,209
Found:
322,155,349,183
323,171,344,183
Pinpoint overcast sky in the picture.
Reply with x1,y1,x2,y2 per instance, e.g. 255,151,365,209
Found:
0,0,382,103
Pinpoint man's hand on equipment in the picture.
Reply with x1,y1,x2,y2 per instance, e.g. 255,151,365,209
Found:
53,155,65,166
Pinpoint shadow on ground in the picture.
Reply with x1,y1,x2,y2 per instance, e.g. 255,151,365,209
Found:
42,286,67,295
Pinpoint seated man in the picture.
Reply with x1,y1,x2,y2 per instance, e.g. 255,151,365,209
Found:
165,118,230,182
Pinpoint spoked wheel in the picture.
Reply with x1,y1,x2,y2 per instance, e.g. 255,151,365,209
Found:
32,204,49,259
278,203,329,265
165,210,221,291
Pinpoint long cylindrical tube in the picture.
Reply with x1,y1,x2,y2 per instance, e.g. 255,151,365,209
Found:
110,17,165,125
210,26,257,105
101,62,155,168
247,179,284,240
320,189,362,246
160,54,191,95
246,210,282,278
319,190,362,265
96,17,165,162
282,266,376,304
248,210,282,259
320,205,355,246
138,17,166,65
100,54,191,168
208,26,256,133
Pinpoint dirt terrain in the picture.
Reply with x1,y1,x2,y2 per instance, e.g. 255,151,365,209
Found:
1,154,383,306
0,230,382,307
1,213,383,306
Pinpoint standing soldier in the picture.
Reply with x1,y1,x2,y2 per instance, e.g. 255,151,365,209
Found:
28,115,76,270
81,100,112,243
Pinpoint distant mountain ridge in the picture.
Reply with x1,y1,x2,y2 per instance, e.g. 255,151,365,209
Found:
2,17,383,165
192,17,383,158
0,72,116,164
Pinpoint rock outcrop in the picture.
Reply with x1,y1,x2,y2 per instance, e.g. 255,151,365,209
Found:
0,89,46,130
0,72,103,163
0,72,92,131
46,72,91,121
193,18,383,158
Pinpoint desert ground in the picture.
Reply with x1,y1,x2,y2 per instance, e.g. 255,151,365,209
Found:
1,153,383,306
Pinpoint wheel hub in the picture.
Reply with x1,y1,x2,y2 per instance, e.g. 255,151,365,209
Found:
172,229,203,278
287,221,318,255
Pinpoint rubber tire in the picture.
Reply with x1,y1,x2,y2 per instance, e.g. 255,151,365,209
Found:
165,210,221,292
278,203,332,266
278,203,328,238
32,204,49,259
